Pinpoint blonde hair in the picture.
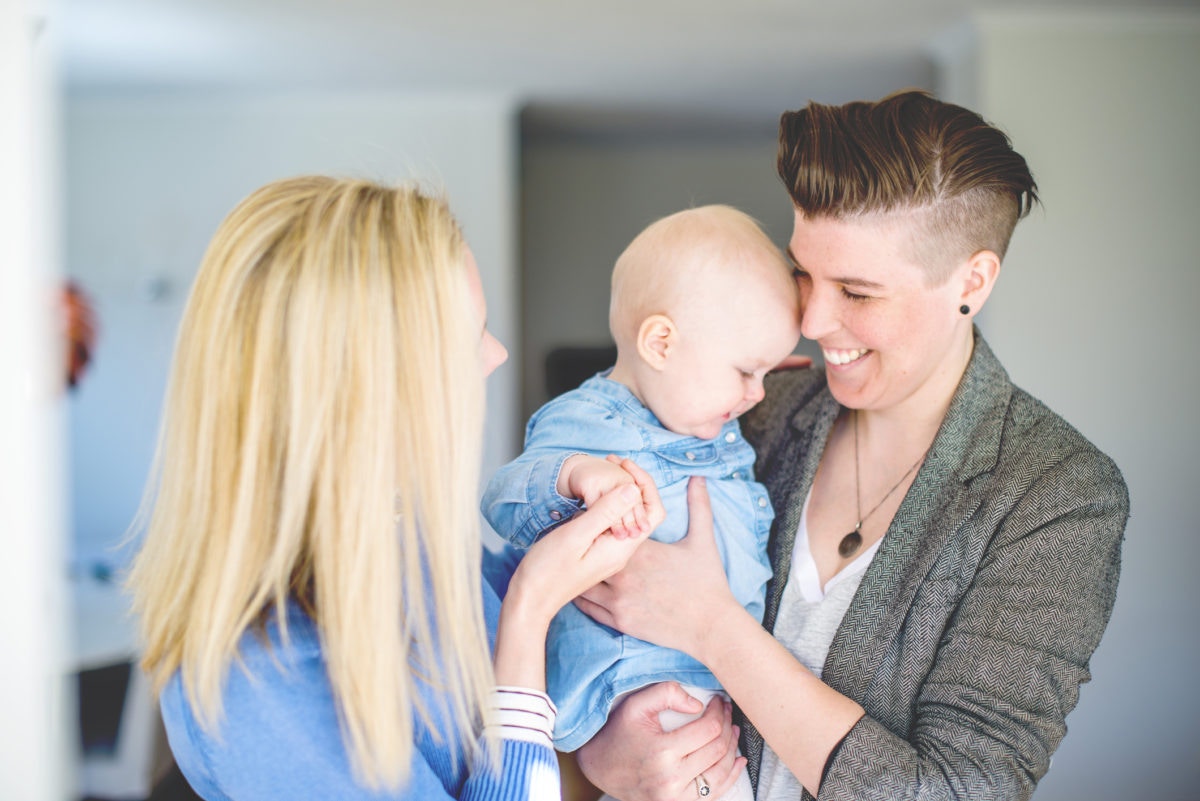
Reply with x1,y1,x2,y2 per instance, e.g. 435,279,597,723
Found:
127,176,494,789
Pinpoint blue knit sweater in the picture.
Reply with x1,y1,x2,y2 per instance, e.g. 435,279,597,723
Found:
159,547,560,800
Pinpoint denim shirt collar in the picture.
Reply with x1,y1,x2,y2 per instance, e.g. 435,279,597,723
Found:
582,370,742,449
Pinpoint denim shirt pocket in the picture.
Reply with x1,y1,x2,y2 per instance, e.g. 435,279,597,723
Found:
651,442,720,484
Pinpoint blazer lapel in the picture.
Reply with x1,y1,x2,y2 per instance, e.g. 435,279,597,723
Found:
743,333,1013,788
821,335,1014,700
760,385,840,635
744,376,839,787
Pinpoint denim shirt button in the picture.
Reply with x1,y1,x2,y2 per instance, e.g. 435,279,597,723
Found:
732,471,743,479
550,510,562,520
685,451,696,461
757,496,768,508
724,432,737,443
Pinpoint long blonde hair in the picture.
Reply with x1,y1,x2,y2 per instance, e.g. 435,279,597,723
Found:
127,176,493,788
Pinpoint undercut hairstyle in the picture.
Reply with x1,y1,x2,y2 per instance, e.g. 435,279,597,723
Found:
777,89,1039,282
128,176,495,790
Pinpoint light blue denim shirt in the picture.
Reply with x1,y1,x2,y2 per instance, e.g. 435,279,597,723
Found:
481,372,774,751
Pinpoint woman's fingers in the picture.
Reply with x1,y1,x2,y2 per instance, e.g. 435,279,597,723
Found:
712,755,748,799
685,476,714,544
574,480,733,659
680,702,742,798
673,698,737,783
573,588,616,628
532,483,649,601
576,683,711,801
573,575,663,646
635,681,706,720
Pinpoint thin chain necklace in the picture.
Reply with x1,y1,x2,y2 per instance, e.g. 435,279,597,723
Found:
839,410,929,559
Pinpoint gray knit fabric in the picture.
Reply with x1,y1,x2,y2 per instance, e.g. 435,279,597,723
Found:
735,332,1128,801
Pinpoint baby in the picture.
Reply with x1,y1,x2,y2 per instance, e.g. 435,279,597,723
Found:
482,204,801,801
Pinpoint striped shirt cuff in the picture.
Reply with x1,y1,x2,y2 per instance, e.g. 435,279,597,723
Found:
486,686,557,749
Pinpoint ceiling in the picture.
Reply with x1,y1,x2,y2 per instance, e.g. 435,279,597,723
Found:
57,0,1194,133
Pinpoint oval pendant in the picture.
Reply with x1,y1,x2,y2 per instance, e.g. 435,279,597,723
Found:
838,529,863,558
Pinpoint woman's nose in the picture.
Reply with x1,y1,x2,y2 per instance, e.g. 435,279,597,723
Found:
799,285,836,342
483,333,508,376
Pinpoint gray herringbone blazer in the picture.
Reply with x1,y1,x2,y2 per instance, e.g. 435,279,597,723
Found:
738,334,1128,800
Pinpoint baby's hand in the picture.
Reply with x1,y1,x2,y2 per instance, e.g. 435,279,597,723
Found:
560,454,635,503
772,353,813,372
559,455,656,539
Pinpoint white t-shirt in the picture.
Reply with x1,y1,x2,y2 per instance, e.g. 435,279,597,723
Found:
755,490,880,801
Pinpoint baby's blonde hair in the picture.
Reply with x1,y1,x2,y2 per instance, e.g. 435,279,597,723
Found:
609,205,790,344
127,176,493,789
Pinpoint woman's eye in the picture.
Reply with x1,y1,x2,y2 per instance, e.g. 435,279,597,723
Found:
840,287,871,302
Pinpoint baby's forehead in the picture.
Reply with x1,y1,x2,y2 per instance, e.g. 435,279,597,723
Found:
613,207,793,321
682,279,798,341
656,229,786,284
657,209,769,250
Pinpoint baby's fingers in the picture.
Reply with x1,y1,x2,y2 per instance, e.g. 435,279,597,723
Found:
561,483,641,550
620,457,665,531
611,511,642,540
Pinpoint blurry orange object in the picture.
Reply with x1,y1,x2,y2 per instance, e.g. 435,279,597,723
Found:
61,280,97,390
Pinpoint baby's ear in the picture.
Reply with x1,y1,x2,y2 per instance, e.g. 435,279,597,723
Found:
636,314,677,370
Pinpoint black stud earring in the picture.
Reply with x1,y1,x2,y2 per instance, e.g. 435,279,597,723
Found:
959,304,971,315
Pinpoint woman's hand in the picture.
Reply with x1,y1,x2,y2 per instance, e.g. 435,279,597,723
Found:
576,682,745,801
494,459,665,690
558,454,648,539
516,459,665,621
575,477,739,661
576,478,865,797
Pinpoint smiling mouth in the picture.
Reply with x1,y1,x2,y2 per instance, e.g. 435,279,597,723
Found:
823,347,870,366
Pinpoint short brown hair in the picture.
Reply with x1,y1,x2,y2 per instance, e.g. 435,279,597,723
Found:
777,90,1038,280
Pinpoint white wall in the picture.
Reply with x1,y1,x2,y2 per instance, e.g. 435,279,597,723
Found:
968,11,1200,799
66,92,521,565
0,1,72,799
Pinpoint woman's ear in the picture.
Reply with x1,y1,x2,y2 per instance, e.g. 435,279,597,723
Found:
958,249,1001,316
636,314,677,371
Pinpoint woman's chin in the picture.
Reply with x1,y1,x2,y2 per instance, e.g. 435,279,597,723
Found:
825,375,873,411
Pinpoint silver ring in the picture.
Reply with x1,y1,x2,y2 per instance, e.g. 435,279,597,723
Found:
696,774,711,798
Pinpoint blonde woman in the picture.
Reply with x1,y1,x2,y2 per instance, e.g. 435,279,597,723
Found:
127,176,664,800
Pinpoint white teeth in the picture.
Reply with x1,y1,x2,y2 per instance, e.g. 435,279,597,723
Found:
823,348,869,366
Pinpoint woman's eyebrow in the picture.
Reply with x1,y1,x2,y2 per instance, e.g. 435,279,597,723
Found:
836,276,886,289
786,247,886,289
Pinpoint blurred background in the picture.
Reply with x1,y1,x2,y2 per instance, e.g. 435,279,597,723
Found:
3,0,1198,798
